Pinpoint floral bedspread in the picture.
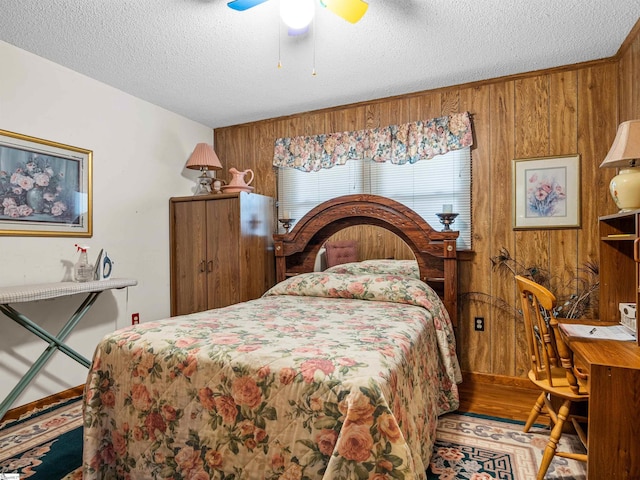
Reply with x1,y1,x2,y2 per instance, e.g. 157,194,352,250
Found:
83,273,461,480
325,260,420,279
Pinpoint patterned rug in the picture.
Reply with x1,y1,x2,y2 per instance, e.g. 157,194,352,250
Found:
0,397,83,480
427,413,587,480
1,399,586,480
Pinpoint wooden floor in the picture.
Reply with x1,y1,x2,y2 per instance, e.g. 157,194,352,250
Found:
456,371,550,425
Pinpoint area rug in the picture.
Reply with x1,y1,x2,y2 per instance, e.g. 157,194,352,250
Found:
1,399,586,480
428,413,587,480
0,397,83,480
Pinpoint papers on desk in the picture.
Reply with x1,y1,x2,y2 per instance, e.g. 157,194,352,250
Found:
559,323,636,341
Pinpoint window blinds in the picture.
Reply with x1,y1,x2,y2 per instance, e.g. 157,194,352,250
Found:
277,147,472,249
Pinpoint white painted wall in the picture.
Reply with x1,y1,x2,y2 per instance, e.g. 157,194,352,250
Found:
0,41,213,408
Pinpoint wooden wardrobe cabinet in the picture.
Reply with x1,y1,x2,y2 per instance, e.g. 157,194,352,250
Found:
170,192,275,316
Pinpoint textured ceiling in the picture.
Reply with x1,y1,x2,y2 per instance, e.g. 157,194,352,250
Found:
0,1,638,128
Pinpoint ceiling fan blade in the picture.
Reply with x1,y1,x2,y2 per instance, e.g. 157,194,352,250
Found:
227,0,270,11
320,0,368,24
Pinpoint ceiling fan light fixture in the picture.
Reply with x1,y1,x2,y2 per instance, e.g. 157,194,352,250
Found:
228,0,368,25
288,25,310,36
280,0,315,30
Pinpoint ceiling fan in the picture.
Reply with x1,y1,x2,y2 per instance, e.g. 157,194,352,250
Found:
227,0,369,25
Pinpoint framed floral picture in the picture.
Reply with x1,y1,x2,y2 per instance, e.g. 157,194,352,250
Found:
0,129,92,236
512,154,580,230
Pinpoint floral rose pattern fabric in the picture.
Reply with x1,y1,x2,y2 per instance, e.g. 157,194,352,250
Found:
324,260,420,280
272,112,473,172
83,273,461,480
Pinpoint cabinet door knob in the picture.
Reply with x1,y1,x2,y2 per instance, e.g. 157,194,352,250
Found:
207,260,213,272
199,260,206,273
634,237,639,263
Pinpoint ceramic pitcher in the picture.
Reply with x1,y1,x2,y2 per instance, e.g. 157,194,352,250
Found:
228,168,254,188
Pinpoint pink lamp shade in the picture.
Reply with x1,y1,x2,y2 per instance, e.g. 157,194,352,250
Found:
600,120,640,168
185,143,223,171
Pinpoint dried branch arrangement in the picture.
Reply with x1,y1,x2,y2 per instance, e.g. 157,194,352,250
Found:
462,247,599,319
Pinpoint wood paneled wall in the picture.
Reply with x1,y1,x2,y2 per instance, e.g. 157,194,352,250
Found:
328,225,415,261
619,20,640,123
214,22,640,378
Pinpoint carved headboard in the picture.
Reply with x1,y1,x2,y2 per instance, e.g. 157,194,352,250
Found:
273,194,459,326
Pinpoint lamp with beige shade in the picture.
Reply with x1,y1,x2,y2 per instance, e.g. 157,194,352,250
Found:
185,143,223,195
600,119,640,212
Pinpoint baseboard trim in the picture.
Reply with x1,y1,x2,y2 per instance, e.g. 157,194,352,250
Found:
461,371,537,388
2,385,84,422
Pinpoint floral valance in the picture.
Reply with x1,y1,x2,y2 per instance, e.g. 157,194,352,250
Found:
273,112,473,172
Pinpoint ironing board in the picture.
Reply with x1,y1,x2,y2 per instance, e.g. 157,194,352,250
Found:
0,278,137,419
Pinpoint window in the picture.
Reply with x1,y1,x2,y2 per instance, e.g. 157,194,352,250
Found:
277,147,472,249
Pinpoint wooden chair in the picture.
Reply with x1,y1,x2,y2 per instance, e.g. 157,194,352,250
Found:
324,240,358,268
515,275,588,480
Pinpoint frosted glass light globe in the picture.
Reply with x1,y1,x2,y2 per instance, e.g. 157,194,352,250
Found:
280,0,315,29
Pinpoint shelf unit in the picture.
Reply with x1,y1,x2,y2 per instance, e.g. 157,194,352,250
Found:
599,209,640,344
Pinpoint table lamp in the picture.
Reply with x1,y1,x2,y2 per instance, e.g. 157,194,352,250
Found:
600,119,640,212
185,143,223,195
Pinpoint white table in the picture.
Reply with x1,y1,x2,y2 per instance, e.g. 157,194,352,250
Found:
0,278,137,419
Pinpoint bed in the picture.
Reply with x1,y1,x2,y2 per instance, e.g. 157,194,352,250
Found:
82,194,461,480
273,194,459,327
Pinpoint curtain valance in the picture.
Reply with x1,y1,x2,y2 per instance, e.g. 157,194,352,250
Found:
273,111,473,172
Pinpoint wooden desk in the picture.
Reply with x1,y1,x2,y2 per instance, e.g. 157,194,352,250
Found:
0,278,137,420
559,321,640,479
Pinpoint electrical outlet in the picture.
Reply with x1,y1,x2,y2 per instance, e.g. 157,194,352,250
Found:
474,317,485,331
132,313,140,325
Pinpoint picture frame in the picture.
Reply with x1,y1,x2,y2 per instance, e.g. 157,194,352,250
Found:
0,129,92,237
512,154,580,230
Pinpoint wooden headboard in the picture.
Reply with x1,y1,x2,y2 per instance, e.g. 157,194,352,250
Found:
273,194,460,326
